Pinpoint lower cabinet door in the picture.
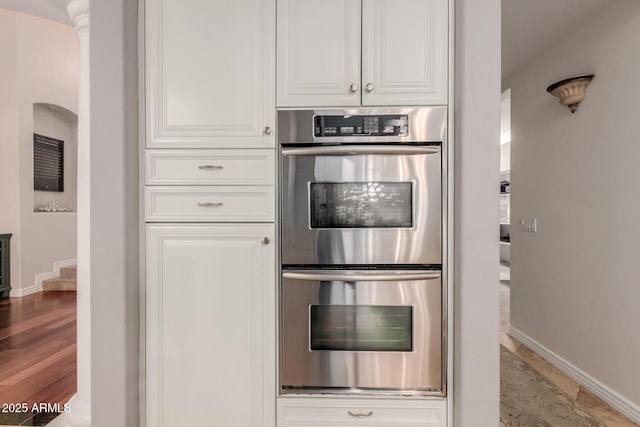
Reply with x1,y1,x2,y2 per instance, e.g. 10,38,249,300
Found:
146,224,276,427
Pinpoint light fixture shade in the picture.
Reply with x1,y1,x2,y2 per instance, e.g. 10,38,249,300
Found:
546,75,594,113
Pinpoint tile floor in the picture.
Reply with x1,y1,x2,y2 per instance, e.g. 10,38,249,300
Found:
500,274,639,427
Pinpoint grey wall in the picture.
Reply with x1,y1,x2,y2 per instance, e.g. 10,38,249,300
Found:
504,0,640,407
454,0,501,425
90,0,140,425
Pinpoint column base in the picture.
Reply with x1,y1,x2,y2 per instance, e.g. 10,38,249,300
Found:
46,395,91,427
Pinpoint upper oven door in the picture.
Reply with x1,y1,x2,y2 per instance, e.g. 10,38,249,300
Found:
281,145,441,266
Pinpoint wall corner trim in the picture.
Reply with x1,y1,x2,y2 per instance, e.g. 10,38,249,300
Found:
509,326,640,424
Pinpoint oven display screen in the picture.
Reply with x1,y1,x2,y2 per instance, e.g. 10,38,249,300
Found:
309,182,413,228
313,115,409,137
310,305,413,352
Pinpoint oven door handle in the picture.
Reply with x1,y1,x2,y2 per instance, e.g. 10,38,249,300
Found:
282,271,441,282
281,145,440,156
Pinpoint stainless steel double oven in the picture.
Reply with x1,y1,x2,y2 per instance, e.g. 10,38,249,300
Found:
279,107,447,396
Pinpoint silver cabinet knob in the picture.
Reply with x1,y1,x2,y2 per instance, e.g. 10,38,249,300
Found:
198,165,223,170
264,126,272,135
349,83,358,93
262,237,270,245
198,202,223,207
365,83,374,92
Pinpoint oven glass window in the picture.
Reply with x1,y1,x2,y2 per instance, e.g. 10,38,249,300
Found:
309,182,413,228
309,305,413,351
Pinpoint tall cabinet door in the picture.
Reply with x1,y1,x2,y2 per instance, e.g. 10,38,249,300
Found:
146,224,276,427
362,0,448,106
277,0,361,107
146,0,275,148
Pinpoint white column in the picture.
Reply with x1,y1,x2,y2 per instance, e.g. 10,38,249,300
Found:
453,0,501,425
49,0,91,426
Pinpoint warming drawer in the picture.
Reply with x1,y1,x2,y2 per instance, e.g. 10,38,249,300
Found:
277,397,446,427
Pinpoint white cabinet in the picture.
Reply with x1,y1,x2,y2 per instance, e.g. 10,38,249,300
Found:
277,397,446,427
277,0,448,107
145,149,275,186
276,0,361,107
146,0,275,148
144,148,276,223
362,0,448,106
145,186,275,223
144,1,277,423
146,224,276,427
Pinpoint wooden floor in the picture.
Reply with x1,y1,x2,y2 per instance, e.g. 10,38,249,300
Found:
0,292,76,426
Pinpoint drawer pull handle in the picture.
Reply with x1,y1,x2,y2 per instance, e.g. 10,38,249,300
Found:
198,202,223,207
348,411,373,418
198,165,223,170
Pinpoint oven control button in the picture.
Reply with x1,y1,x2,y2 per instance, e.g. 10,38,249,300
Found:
340,126,354,134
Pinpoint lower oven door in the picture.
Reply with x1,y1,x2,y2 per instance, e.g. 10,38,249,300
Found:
280,270,443,395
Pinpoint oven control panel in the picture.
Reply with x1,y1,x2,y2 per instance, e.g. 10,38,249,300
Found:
314,115,409,137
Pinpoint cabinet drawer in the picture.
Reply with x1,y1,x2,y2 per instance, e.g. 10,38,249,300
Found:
145,187,275,222
145,149,275,185
277,397,446,427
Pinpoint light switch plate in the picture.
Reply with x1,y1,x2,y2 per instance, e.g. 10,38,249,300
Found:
520,218,537,232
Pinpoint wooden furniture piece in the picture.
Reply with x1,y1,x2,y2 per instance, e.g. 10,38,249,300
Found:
0,233,12,298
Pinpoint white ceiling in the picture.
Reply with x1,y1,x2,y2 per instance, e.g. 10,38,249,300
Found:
0,0,72,26
502,0,610,79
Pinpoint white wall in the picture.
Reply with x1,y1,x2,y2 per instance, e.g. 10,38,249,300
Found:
0,12,21,289
504,0,640,408
0,9,79,294
500,142,510,172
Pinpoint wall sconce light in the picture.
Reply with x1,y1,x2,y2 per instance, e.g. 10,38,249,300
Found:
546,74,594,113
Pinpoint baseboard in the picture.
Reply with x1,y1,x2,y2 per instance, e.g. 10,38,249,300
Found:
509,326,640,424
10,284,42,297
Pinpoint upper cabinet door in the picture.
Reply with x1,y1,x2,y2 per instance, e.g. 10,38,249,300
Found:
277,0,361,107
362,0,448,106
146,0,275,148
